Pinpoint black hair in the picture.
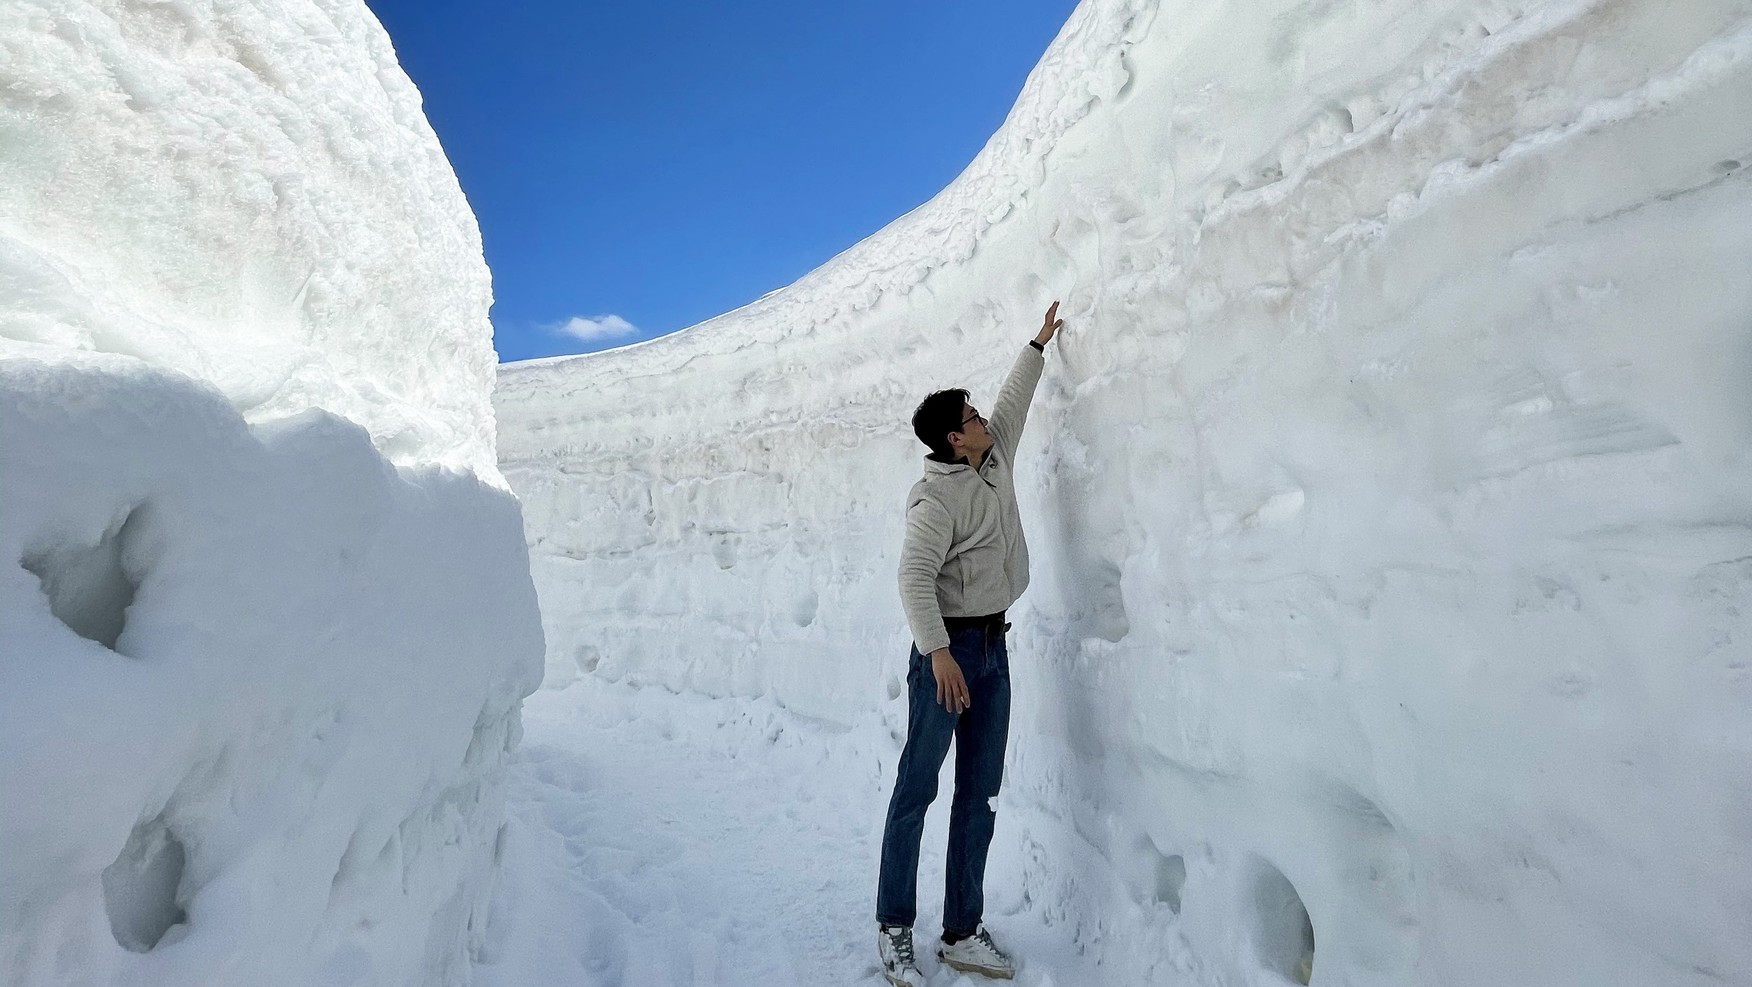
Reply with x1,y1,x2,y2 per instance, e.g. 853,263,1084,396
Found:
912,388,970,461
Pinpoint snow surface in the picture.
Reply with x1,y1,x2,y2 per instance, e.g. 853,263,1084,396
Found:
495,0,1752,984
0,0,499,475
1,2,542,985
480,674,1199,986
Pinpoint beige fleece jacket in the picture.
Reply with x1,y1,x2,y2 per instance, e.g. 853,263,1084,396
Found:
898,344,1046,655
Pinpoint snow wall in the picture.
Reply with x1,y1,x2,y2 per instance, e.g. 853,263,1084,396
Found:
497,0,1752,984
0,3,543,985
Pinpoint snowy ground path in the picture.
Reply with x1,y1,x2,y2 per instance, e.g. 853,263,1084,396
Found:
473,676,1160,986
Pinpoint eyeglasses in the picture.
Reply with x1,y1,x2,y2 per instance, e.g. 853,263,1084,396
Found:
959,409,985,428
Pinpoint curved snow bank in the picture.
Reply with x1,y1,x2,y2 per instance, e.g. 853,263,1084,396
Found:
498,0,1752,983
1,1,543,983
0,0,496,473
1,358,542,984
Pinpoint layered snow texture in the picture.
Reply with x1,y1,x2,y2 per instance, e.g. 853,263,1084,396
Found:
0,0,499,475
1,2,543,985
1,361,542,985
497,0,1752,984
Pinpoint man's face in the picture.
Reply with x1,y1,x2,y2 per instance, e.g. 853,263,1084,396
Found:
950,403,992,460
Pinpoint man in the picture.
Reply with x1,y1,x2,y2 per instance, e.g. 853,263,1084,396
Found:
876,301,1063,985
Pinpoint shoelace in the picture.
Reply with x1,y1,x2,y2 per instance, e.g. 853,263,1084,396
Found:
972,928,999,955
886,927,915,966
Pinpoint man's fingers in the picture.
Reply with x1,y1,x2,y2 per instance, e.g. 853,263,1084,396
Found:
938,670,971,712
930,652,972,712
1044,300,1059,325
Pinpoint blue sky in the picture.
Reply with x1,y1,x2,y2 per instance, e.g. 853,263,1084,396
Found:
362,0,1078,363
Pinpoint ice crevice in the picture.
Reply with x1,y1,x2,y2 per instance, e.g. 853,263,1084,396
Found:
496,0,1752,984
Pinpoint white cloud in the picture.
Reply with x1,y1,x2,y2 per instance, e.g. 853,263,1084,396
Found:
551,313,639,344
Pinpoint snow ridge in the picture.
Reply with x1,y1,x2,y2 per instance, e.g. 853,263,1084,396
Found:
497,0,1752,983
495,0,1155,386
0,0,498,474
2,2,542,984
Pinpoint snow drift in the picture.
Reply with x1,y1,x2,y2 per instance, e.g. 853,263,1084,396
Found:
0,2,542,984
496,0,1752,983
0,0,497,475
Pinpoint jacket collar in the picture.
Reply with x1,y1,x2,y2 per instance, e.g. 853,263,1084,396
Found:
923,451,994,476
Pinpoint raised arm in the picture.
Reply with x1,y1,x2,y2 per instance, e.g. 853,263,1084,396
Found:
898,496,955,656
986,301,1062,460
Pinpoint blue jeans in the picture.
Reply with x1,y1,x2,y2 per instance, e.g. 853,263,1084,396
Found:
876,624,1012,935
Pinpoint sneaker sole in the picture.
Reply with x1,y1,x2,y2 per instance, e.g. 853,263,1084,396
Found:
883,973,922,987
939,953,1015,980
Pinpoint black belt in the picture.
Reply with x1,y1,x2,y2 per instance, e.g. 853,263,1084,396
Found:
943,611,1008,634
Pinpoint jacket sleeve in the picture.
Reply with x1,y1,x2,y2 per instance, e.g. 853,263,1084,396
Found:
898,496,955,655
987,343,1046,462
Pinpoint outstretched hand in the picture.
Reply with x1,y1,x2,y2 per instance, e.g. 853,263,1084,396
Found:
1035,300,1064,346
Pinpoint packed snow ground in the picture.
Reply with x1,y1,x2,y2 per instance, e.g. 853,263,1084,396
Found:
476,676,1195,987
497,0,1752,983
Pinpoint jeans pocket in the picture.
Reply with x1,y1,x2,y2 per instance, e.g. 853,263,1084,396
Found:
906,647,925,688
950,627,988,670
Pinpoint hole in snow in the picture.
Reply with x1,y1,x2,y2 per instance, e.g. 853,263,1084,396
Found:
21,506,145,653
573,643,601,674
1251,858,1315,984
102,814,188,952
791,589,819,627
1083,557,1130,642
1152,850,1186,914
710,535,738,570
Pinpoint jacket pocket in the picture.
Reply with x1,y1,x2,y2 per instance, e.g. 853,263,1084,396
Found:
956,545,1000,605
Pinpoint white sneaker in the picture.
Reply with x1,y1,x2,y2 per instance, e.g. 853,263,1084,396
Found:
878,924,925,987
938,925,1015,979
